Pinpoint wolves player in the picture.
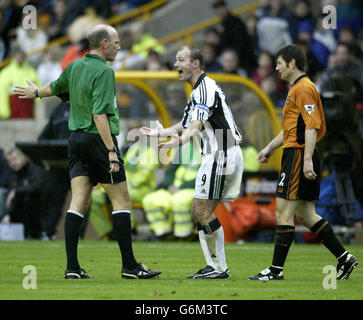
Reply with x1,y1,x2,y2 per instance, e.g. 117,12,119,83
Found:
249,44,358,281
141,45,243,278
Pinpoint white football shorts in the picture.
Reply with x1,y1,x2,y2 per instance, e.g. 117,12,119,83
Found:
195,145,243,201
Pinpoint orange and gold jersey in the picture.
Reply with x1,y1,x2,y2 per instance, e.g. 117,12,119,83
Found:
282,75,326,149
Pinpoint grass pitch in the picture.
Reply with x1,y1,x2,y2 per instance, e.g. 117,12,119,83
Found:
0,240,362,300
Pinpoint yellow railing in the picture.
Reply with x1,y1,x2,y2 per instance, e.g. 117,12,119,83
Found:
115,71,282,170
0,0,167,69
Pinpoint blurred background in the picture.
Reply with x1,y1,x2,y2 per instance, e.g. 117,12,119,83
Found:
0,0,362,245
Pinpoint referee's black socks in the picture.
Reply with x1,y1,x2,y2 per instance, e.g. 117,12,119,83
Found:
112,210,138,270
310,218,347,262
65,210,84,271
270,225,295,274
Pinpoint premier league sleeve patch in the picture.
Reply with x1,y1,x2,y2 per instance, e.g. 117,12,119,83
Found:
304,104,315,115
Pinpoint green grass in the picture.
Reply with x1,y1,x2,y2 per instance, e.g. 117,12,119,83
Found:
0,240,362,300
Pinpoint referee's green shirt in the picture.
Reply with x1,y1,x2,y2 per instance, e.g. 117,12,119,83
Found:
50,53,120,135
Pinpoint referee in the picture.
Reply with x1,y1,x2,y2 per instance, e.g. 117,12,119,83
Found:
13,24,160,280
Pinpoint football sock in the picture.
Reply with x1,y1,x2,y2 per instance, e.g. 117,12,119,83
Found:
112,210,138,270
202,218,228,272
270,225,295,274
196,223,215,268
310,218,346,260
64,210,84,271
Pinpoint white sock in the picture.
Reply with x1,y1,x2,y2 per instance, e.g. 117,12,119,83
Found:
204,226,228,272
198,230,216,268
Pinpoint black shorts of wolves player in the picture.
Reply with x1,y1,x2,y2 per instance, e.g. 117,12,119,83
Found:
276,148,321,201
68,130,126,186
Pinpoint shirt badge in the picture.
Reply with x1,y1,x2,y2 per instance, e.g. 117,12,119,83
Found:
304,104,315,115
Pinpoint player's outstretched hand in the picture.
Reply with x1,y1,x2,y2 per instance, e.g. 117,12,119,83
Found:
140,120,163,137
13,80,38,99
158,134,181,149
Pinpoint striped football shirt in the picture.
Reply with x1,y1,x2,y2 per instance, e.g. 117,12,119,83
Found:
181,73,242,155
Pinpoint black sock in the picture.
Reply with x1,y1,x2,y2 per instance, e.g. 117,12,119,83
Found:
112,211,138,270
64,211,83,271
270,225,295,273
310,218,346,260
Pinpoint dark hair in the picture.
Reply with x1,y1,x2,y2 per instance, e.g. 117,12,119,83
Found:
185,45,204,69
276,44,306,72
213,0,227,8
87,28,110,49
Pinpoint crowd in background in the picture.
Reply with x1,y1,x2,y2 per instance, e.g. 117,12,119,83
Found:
0,0,362,241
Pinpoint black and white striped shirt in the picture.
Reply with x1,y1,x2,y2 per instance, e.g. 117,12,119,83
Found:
181,73,242,155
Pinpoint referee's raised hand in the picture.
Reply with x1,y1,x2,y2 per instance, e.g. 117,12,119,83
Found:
13,80,38,99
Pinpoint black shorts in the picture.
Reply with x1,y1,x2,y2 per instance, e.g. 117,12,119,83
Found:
68,131,126,186
276,148,321,201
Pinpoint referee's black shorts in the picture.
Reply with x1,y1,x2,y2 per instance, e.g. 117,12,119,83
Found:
276,148,321,201
68,130,126,186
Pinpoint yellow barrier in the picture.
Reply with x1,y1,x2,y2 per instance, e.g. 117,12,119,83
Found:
114,71,282,170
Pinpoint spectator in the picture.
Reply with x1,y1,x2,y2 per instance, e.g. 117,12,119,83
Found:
112,29,143,71
15,26,48,67
123,121,159,205
0,148,12,219
67,0,111,20
252,52,277,87
203,27,222,57
47,0,75,41
202,43,222,73
289,0,315,42
89,120,158,238
212,0,255,73
0,45,40,119
37,46,63,85
61,37,89,70
256,0,293,55
310,13,337,69
142,142,200,241
145,49,168,71
336,0,363,36
261,74,285,107
0,0,23,58
296,21,324,80
130,21,165,60
338,26,361,63
220,49,247,77
245,13,260,57
1,148,45,239
38,101,71,240
165,83,187,121
110,0,152,15
323,43,363,89
67,6,105,45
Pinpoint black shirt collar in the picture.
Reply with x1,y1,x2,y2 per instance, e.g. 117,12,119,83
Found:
292,74,308,86
193,73,207,90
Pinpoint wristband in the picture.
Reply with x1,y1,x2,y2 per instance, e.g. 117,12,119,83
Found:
108,146,118,153
34,88,39,98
